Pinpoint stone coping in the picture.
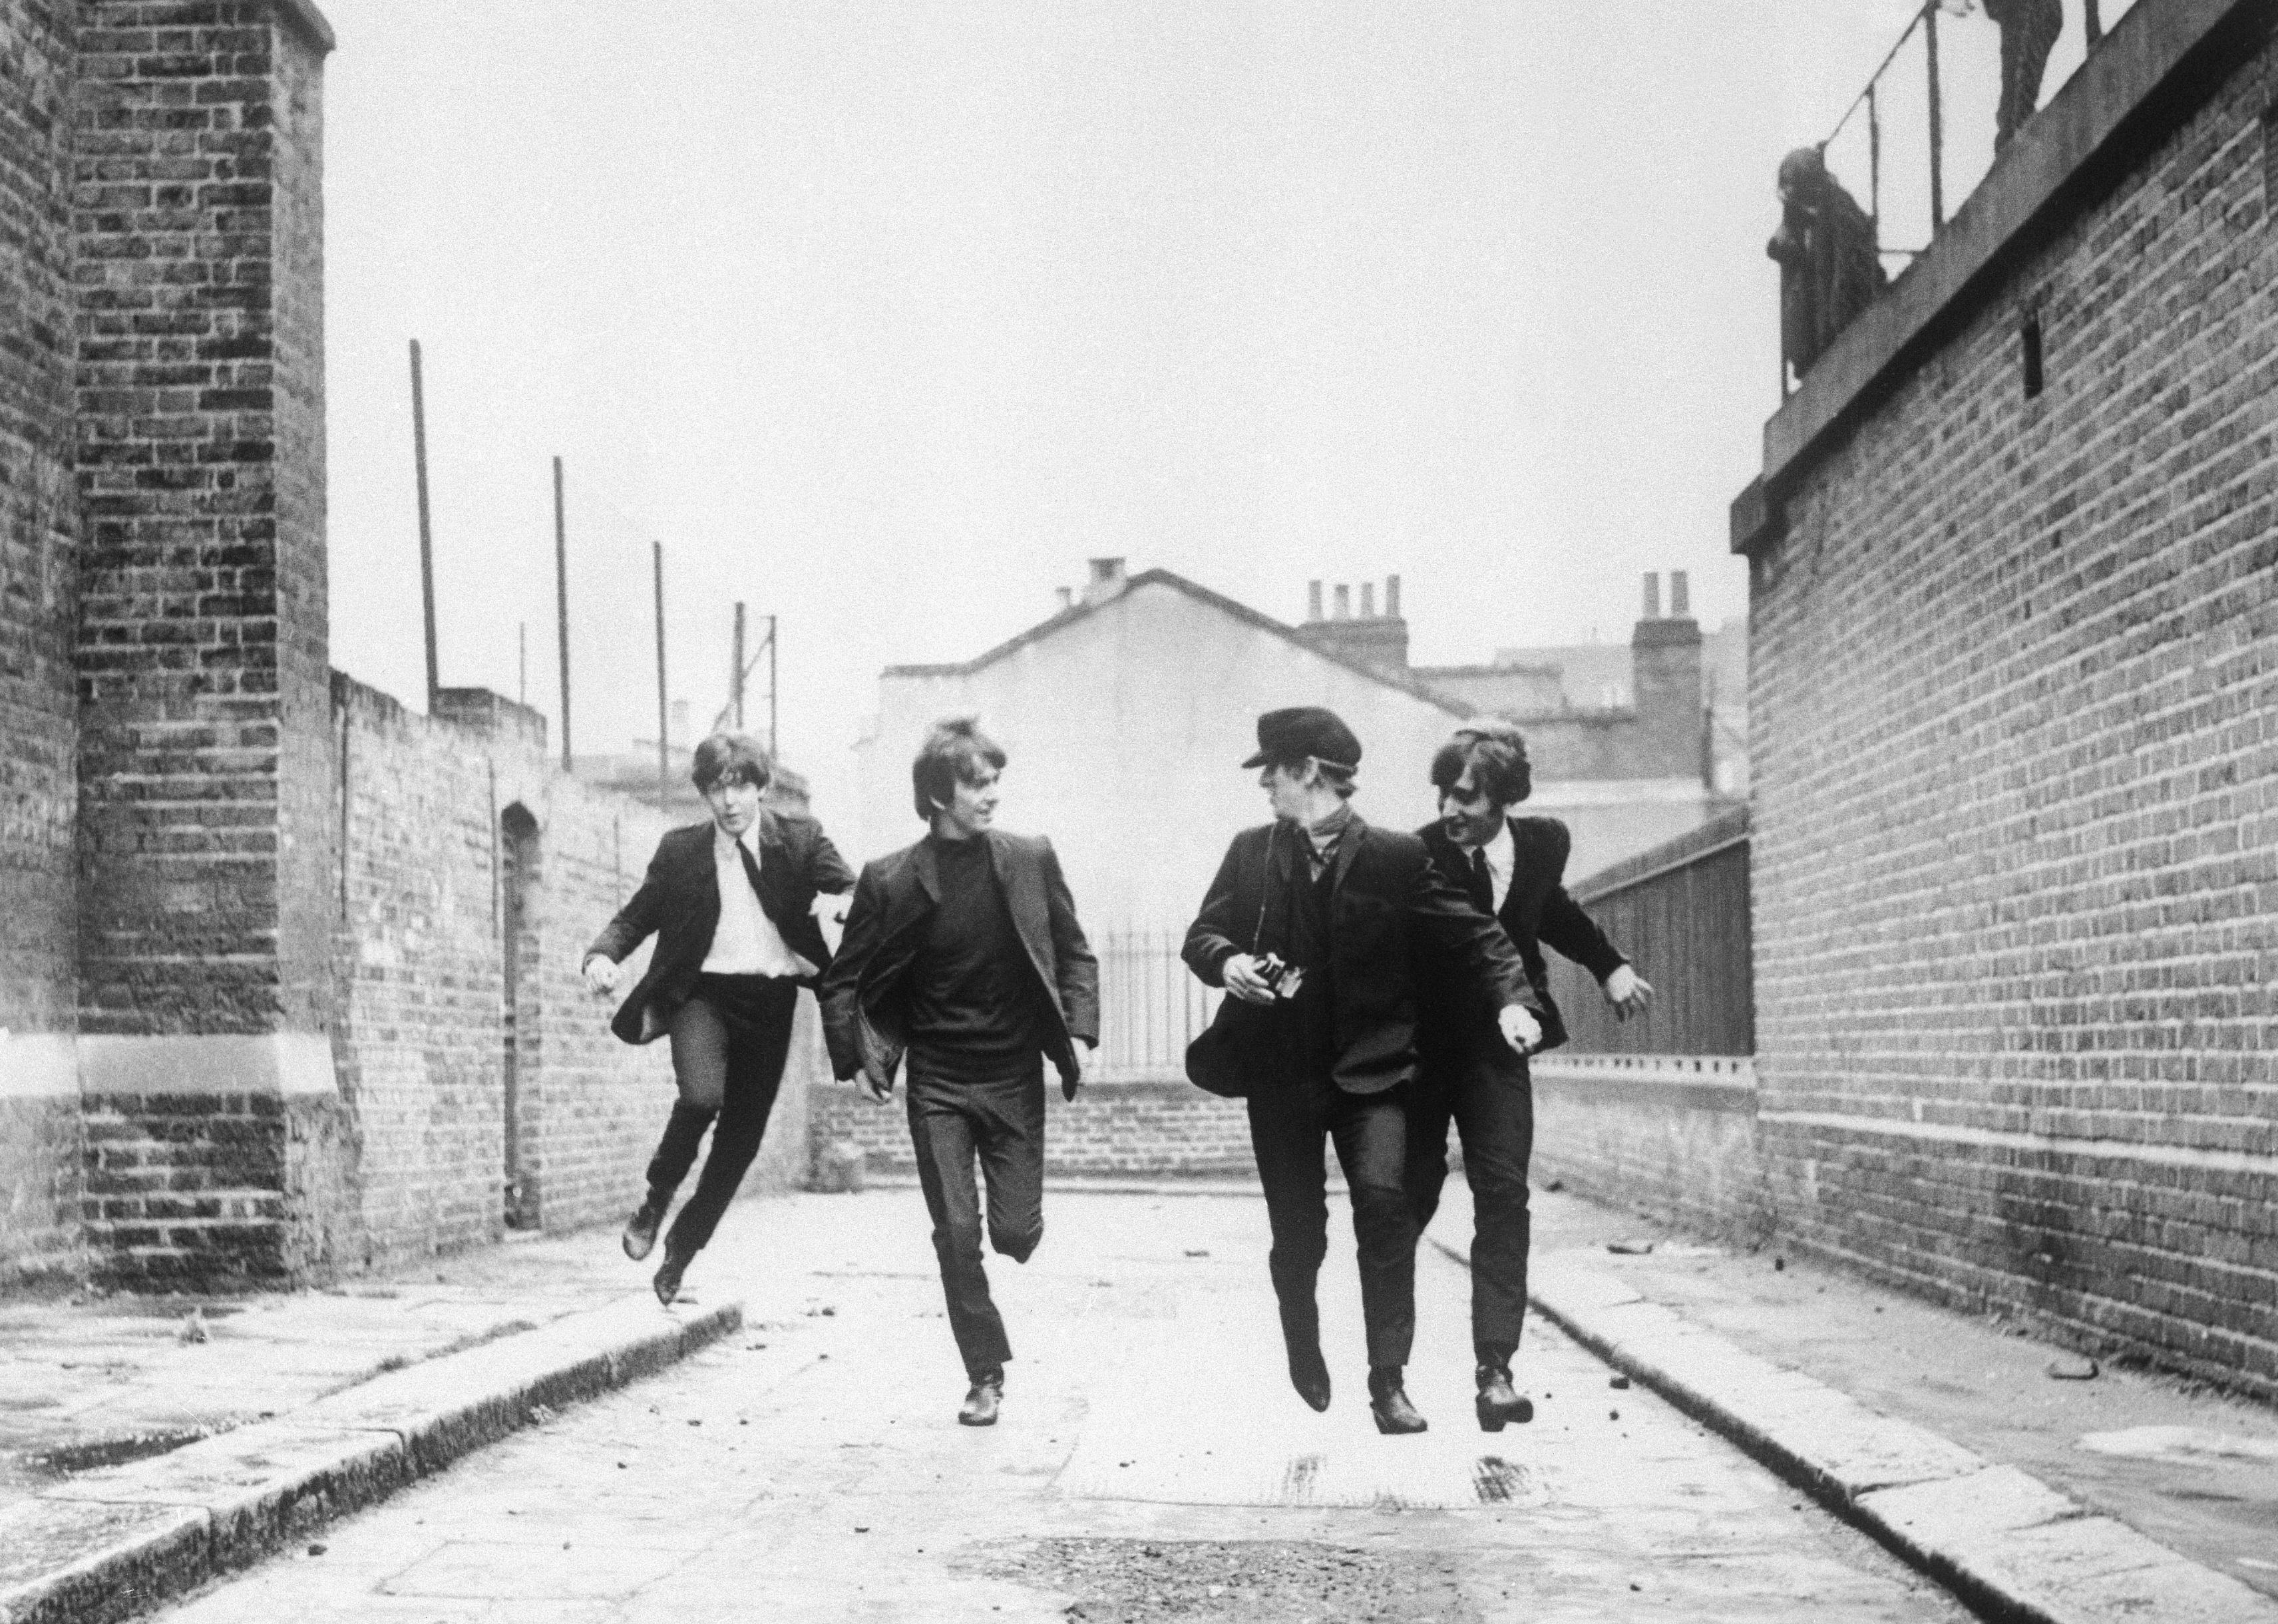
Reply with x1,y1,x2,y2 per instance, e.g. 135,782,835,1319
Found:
0,1296,738,1624
1427,1221,2278,1624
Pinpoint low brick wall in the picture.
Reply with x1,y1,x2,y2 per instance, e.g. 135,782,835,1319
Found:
808,1070,1254,1179
1529,1055,1768,1245
0,1091,83,1289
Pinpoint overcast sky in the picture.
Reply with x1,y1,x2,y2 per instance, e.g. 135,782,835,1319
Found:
319,0,2126,818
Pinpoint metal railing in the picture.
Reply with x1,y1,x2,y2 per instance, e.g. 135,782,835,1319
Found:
1093,929,1221,1077
1823,0,2108,258
1546,806,1754,1058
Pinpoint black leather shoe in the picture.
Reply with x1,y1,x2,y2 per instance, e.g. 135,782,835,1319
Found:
1287,1345,1332,1413
1368,1367,1428,1435
622,1198,665,1262
958,1372,1004,1427
652,1241,693,1306
1475,1362,1535,1432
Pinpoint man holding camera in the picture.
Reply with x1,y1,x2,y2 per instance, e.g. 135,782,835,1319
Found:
1183,707,1541,1434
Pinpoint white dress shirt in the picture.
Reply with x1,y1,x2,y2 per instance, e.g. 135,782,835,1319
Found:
1474,819,1516,915
702,825,818,978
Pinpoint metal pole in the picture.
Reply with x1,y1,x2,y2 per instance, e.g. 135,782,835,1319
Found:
732,602,746,731
653,541,669,813
409,339,439,711
2083,1,2102,46
553,457,572,770
1925,1,1945,231
768,614,779,758
1868,82,1882,246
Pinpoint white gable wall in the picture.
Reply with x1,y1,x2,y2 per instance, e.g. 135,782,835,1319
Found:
849,579,1465,929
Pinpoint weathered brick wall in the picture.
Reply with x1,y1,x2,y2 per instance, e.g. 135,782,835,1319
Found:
1748,26,2278,1393
0,0,81,1039
71,0,337,1038
330,677,826,1268
0,0,87,1283
330,677,523,1267
808,1073,1255,1179
1530,1057,1769,1245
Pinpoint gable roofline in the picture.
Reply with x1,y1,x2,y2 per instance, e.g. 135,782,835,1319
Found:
881,568,1475,719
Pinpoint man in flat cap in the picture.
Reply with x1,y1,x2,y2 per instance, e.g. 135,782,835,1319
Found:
1183,707,1543,1433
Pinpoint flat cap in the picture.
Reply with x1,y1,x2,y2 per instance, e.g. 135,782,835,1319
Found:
1242,707,1362,772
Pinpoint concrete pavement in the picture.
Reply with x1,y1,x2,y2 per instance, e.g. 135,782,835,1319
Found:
2,1178,2271,1621
1441,1184,2278,1623
139,1188,1969,1623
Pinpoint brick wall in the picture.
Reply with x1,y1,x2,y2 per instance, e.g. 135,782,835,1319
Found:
1744,19,2278,1394
0,1,86,1283
0,0,81,1040
1531,1058,1768,1245
808,1072,1256,1180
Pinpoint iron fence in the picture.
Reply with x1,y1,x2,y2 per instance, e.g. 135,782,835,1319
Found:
1547,806,1753,1058
1093,929,1221,1077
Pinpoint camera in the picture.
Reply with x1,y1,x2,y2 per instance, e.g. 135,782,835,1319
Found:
1254,953,1292,993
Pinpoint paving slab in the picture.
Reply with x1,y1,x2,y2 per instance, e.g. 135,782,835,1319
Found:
1433,1182,2278,1623
144,1190,1981,1624
0,1227,743,1624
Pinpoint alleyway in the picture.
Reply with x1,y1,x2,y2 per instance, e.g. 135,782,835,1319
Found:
144,1190,1966,1623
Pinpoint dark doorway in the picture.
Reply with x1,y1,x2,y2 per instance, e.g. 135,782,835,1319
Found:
500,804,542,1228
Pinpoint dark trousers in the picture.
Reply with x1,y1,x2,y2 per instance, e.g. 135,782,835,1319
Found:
905,1057,1046,1380
1406,1049,1533,1361
644,975,801,1255
1246,1078,1417,1371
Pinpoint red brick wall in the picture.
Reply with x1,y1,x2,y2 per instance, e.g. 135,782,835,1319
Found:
1747,31,2278,1394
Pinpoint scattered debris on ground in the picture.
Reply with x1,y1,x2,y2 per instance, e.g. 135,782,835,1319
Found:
968,1538,1482,1623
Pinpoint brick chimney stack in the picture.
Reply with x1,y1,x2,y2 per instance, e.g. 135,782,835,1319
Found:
1292,574,1410,675
1081,557,1128,606
1631,568,1702,777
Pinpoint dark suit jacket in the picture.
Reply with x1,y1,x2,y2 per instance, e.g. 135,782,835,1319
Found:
1181,814,1538,1098
586,810,856,1045
819,830,1099,1091
1414,816,1628,1064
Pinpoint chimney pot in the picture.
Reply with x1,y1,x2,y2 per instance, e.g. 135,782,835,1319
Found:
1360,582,1376,618
1642,572,1661,620
1081,557,1128,606
1333,584,1352,621
1307,580,1324,622
1386,574,1402,618
1670,570,1690,617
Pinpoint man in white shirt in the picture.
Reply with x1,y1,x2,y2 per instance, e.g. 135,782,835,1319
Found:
1412,721,1650,1430
584,733,854,1304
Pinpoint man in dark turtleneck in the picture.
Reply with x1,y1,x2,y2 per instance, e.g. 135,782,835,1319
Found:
821,719,1098,1427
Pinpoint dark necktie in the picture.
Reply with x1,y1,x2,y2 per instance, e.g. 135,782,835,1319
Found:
1469,847,1494,913
735,840,767,910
